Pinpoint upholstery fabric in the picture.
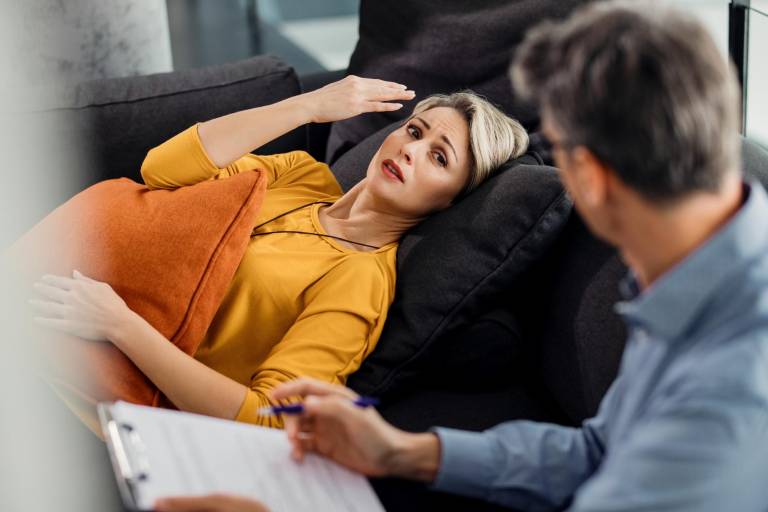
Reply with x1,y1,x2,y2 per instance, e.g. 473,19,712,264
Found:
32,55,303,188
326,0,590,163
337,126,573,397
9,171,266,433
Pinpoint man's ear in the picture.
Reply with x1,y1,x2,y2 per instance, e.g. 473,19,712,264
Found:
570,146,610,208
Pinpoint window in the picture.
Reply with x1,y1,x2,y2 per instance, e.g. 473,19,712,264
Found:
746,1,768,147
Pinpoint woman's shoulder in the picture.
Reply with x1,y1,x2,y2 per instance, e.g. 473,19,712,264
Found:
262,150,342,196
334,246,398,294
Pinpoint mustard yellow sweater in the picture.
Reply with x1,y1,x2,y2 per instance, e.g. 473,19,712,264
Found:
140,125,397,427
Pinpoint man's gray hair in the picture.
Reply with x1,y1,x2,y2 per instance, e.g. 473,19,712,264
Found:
511,0,741,204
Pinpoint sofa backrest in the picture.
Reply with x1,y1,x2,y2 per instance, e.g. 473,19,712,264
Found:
26,56,305,221
326,0,591,163
524,136,768,424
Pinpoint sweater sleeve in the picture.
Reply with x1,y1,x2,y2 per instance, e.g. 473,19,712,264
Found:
139,123,307,190
234,257,394,428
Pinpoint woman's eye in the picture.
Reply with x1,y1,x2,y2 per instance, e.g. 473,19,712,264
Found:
434,152,447,167
407,124,420,138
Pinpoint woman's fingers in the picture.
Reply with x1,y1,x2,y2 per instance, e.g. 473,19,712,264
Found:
367,101,404,112
33,316,72,331
270,377,358,402
369,86,415,102
40,274,76,290
28,298,70,318
32,281,69,303
344,75,414,102
373,78,408,90
73,269,98,282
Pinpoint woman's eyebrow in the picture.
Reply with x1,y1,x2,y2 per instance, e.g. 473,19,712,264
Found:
413,116,458,164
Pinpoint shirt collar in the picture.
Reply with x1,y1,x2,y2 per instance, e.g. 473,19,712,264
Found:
615,181,768,341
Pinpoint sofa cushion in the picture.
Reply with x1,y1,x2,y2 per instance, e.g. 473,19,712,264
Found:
10,171,266,433
325,0,590,163
337,126,572,397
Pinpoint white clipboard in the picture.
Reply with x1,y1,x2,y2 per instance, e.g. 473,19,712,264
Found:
98,401,385,512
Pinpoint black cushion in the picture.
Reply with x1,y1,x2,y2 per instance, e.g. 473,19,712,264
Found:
325,0,590,163
336,125,573,398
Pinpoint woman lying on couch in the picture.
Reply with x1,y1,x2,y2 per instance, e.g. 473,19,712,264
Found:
30,76,528,427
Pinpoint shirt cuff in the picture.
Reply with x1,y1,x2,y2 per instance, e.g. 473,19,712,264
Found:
430,426,499,500
191,123,223,172
234,389,283,428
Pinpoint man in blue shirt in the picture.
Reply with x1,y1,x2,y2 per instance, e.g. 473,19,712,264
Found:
156,2,768,512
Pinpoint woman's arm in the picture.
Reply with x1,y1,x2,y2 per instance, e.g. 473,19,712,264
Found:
141,76,413,189
197,76,415,168
31,271,247,419
112,308,247,419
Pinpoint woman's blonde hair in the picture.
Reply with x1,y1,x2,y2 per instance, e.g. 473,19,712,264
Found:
412,91,529,195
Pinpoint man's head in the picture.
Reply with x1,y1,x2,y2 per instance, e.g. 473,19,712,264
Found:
510,1,742,243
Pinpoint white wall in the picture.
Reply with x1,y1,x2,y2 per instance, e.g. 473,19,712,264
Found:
13,0,172,86
0,3,124,511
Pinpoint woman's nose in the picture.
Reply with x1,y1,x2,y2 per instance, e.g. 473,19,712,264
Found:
400,142,415,164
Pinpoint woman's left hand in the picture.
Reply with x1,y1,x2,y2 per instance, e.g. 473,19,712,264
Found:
30,270,132,342
300,75,416,124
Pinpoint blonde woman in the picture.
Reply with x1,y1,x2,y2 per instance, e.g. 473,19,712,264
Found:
31,76,528,428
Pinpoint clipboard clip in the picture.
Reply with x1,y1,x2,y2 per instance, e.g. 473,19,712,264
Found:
106,420,150,483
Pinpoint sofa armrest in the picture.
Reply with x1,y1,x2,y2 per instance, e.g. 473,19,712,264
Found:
43,55,306,186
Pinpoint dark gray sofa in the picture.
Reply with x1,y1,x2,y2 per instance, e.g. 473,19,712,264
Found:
39,50,768,512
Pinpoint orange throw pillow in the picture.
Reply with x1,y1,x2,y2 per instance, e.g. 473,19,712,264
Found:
8,171,266,433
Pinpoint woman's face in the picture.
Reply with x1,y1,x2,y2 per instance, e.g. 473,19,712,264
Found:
365,107,471,218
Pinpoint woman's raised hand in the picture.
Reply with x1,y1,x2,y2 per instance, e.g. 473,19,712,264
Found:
301,75,416,124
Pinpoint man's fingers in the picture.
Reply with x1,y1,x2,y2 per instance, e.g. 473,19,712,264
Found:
154,495,210,511
291,445,305,462
155,494,269,512
303,394,354,416
270,377,358,401
296,432,317,456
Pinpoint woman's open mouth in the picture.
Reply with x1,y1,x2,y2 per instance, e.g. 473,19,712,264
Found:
381,159,404,183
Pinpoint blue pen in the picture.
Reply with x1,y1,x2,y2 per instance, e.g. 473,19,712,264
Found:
258,396,379,416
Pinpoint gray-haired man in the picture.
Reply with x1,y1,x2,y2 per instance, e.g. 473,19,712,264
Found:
156,3,768,512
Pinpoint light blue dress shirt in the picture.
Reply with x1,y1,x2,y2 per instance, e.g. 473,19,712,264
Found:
433,182,768,511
